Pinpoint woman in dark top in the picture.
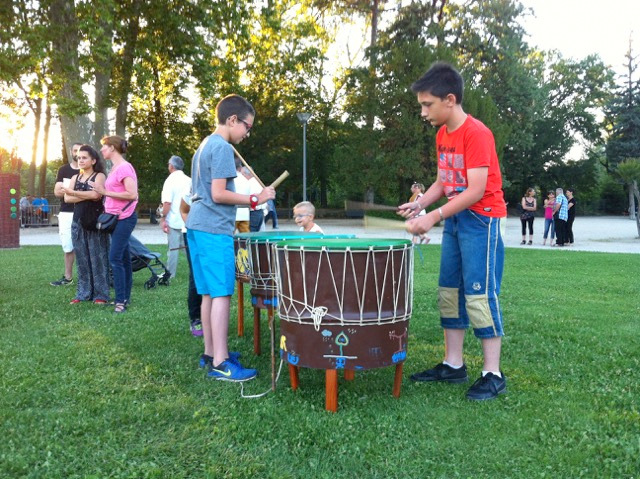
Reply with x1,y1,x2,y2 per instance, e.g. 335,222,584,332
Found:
62,145,111,304
566,188,576,245
520,187,537,245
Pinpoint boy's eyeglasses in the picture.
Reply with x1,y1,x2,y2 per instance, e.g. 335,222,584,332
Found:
239,118,252,135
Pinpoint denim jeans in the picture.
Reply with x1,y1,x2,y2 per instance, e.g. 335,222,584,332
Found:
110,213,137,303
249,210,264,232
438,209,505,339
543,218,555,240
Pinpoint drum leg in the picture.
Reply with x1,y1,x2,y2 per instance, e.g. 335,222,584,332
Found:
268,308,276,391
325,369,338,413
288,365,299,391
344,370,355,381
237,281,244,337
393,363,403,398
253,307,261,355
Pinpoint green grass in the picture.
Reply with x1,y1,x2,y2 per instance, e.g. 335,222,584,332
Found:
1,245,639,478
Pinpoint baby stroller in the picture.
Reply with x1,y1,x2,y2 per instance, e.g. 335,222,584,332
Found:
129,235,171,289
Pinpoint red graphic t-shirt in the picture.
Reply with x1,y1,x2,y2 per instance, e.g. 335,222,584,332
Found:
436,115,506,217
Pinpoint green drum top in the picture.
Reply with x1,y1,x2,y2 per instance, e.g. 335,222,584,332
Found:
235,231,357,243
234,230,324,241
276,238,412,250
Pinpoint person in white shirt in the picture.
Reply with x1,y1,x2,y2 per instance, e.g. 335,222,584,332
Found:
294,201,324,233
233,158,251,233
242,167,267,231
160,155,192,278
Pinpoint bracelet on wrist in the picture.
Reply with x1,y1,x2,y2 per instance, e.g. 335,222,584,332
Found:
438,207,444,222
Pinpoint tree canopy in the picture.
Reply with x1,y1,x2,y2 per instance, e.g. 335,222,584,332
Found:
0,0,633,212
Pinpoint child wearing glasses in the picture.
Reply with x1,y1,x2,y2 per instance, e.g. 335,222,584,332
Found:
293,201,323,233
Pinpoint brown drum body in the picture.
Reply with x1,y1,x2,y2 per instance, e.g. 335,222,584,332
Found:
275,242,413,370
280,322,408,370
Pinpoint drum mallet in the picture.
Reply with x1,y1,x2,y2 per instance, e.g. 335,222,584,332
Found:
269,171,289,188
232,145,266,188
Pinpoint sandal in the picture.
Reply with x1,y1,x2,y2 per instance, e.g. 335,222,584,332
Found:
114,302,127,314
520,240,526,245
527,240,532,245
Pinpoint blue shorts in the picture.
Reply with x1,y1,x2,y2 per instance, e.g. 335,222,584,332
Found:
438,209,505,339
186,230,235,298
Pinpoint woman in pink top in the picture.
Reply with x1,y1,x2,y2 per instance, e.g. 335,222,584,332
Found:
542,191,555,246
90,135,138,313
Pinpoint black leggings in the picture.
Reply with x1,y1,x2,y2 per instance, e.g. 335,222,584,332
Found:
520,216,534,235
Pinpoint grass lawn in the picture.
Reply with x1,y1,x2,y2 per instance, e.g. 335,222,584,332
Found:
1,244,639,478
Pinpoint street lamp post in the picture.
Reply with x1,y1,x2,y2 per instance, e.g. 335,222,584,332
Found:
296,112,312,201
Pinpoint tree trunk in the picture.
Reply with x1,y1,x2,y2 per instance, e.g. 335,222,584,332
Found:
628,185,636,220
28,97,42,196
38,100,52,197
49,0,92,161
633,180,640,237
115,10,141,137
94,70,110,146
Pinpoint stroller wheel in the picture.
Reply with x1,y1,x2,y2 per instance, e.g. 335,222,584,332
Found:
158,273,171,286
144,279,156,289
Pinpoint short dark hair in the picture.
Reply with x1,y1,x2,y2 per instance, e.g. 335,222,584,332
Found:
566,187,574,193
411,62,464,104
79,145,105,174
216,94,255,125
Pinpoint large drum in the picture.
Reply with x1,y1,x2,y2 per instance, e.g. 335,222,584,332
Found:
275,238,414,370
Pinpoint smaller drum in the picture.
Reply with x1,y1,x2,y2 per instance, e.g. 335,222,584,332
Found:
244,231,325,308
274,238,414,370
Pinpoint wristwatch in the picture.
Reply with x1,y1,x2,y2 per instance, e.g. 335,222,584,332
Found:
249,194,259,210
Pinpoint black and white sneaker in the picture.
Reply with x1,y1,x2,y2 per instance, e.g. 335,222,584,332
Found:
50,276,73,286
466,372,507,401
410,362,468,383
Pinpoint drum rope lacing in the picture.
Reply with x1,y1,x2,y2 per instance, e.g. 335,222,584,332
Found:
275,244,414,329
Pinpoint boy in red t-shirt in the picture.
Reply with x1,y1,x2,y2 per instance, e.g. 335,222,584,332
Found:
398,62,507,401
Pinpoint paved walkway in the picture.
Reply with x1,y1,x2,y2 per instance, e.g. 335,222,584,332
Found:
18,216,639,254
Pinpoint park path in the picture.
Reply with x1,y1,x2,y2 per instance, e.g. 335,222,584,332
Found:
18,216,639,254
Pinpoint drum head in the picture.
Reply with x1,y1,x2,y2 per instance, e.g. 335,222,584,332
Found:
275,238,412,250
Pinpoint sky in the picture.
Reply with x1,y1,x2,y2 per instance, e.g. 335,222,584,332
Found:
522,0,640,74
2,0,640,166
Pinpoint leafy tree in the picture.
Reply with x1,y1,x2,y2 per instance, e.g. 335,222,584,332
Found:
604,41,640,173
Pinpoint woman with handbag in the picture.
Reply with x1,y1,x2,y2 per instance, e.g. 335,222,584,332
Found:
90,136,138,314
519,187,537,245
62,145,110,304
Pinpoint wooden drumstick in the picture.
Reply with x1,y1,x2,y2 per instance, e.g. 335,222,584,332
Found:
269,170,289,188
231,145,266,188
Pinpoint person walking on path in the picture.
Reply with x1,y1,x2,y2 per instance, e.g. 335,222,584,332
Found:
566,188,576,245
398,62,508,401
553,187,569,247
520,187,536,245
51,143,81,286
160,155,191,278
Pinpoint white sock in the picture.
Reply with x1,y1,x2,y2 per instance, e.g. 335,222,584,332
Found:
443,360,463,369
482,370,501,378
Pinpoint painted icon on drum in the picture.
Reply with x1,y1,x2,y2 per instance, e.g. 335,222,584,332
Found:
323,331,357,368
235,248,250,275
287,352,300,365
390,328,408,363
